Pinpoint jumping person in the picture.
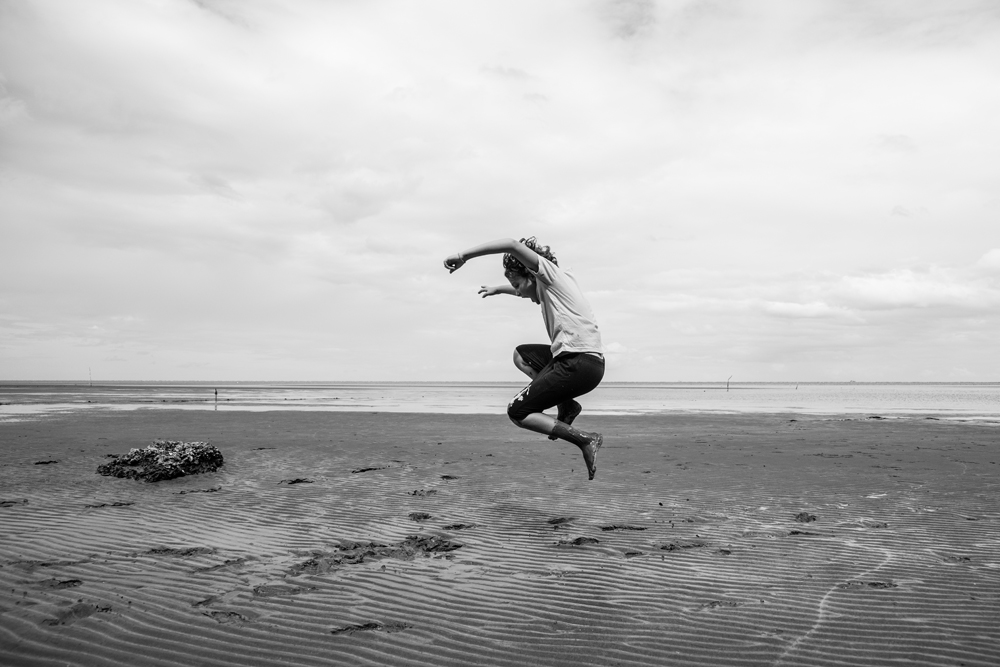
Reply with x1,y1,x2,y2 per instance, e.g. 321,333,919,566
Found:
443,237,606,480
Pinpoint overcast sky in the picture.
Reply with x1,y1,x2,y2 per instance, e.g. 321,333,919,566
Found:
1,0,998,382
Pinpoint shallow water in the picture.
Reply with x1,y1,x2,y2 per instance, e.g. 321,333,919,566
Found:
1,381,997,422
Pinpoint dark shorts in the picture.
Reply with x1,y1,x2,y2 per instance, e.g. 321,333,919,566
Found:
507,344,606,422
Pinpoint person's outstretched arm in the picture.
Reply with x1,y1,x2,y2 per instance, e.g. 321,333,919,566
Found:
478,284,517,298
443,238,539,274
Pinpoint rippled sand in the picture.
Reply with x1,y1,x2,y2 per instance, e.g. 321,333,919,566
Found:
1,410,998,666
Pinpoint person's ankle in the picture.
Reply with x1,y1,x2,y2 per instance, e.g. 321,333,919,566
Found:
550,421,591,447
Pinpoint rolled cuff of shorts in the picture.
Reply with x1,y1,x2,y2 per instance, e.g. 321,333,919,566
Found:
507,394,533,423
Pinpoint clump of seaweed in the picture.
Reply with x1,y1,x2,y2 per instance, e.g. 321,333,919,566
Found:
97,440,224,482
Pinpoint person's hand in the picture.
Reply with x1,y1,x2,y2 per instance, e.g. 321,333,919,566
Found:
443,253,466,273
478,285,500,298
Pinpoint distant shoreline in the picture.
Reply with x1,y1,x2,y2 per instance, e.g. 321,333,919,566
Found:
4,380,999,424
2,380,999,386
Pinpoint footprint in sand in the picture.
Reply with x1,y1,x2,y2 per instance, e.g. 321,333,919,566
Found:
943,555,972,563
352,466,389,474
194,557,249,574
253,584,311,598
204,610,257,625
660,540,708,552
698,598,765,611
34,578,82,590
192,595,220,607
699,600,743,610
549,517,575,531
143,547,215,557
43,602,112,626
557,537,600,546
6,558,90,570
837,580,898,589
330,621,412,635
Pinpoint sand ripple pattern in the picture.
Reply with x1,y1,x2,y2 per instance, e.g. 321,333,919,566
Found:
1,411,999,666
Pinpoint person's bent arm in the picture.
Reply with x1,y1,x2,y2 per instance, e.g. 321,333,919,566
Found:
443,238,539,274
478,284,517,298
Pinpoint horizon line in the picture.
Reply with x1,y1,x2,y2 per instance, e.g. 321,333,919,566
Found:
1,379,997,385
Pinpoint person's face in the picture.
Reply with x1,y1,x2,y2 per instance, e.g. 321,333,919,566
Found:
507,273,538,303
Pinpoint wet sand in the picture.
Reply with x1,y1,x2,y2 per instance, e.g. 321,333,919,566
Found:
1,410,998,666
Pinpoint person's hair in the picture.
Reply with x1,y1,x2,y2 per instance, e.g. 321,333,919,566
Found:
503,237,557,279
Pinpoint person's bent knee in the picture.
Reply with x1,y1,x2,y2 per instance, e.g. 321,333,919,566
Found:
512,350,534,378
507,401,530,426
506,405,526,426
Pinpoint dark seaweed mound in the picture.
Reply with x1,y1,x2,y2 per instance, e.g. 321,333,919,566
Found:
97,440,224,482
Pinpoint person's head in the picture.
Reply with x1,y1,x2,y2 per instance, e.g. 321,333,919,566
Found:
502,237,557,302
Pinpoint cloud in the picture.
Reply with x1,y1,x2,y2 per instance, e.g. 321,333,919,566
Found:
975,248,1000,272
189,0,251,28
599,0,657,39
638,257,1000,316
831,266,999,311
190,173,242,200
761,301,857,320
315,168,420,224
1,0,998,381
589,251,1000,380
481,65,533,79
0,77,29,127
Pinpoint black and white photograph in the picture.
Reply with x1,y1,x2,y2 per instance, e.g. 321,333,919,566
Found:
1,1,998,665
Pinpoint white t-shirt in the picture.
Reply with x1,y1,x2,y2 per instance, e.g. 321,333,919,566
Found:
528,256,604,358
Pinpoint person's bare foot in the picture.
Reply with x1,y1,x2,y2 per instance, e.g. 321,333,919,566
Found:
548,401,582,440
581,432,603,480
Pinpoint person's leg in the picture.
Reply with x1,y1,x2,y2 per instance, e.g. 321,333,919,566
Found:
516,412,603,481
513,344,551,380
513,345,584,429
548,399,582,440
507,354,606,479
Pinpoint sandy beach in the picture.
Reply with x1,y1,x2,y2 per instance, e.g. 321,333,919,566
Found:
1,410,998,666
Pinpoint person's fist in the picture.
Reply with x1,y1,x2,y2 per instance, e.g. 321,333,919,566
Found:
443,254,465,273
